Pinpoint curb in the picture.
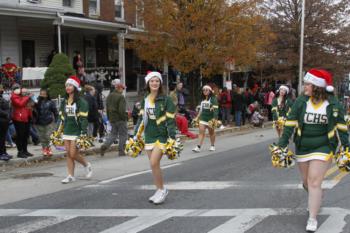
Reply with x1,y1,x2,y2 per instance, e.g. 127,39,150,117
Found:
1,122,273,168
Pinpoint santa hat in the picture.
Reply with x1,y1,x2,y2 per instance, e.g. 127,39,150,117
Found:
202,85,213,92
65,75,81,91
304,69,334,92
111,79,126,89
278,85,289,94
145,71,163,84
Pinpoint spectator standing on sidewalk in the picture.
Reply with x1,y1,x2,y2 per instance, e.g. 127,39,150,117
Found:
218,87,231,126
34,88,58,157
100,79,127,156
11,84,34,158
0,84,12,161
83,85,99,138
58,76,92,184
232,87,244,127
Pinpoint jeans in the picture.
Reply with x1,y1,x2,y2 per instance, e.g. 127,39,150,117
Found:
220,108,231,125
235,110,242,126
30,125,39,144
103,121,128,152
6,123,15,145
0,121,9,154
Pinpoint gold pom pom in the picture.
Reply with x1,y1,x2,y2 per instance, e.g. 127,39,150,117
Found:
335,147,350,172
125,137,145,158
163,138,184,160
269,143,295,168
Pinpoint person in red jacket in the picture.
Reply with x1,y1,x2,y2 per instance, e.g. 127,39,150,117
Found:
1,57,17,87
11,84,34,158
218,87,232,126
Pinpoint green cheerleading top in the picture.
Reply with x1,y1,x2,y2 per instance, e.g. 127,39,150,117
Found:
58,97,89,140
199,96,219,125
134,94,176,150
278,95,349,162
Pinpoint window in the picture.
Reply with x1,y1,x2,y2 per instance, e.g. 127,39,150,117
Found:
89,0,100,16
63,0,72,7
115,0,124,19
136,1,144,28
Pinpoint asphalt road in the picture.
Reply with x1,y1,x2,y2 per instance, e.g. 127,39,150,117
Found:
1,128,350,233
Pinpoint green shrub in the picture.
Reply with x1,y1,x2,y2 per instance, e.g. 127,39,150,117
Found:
41,53,75,98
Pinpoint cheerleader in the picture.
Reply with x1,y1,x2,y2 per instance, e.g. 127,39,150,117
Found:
276,69,349,232
134,71,177,204
271,85,293,137
59,76,93,184
192,85,219,153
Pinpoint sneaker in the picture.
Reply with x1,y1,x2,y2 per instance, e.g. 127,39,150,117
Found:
100,145,107,156
148,189,162,203
85,162,93,178
0,154,10,161
209,146,216,151
119,150,126,156
17,152,27,159
306,218,318,232
46,147,53,156
5,153,13,159
42,148,48,156
24,151,34,157
152,188,169,205
192,146,201,153
61,175,76,184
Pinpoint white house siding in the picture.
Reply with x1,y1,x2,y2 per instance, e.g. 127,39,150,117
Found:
0,16,20,65
17,18,55,67
19,0,83,14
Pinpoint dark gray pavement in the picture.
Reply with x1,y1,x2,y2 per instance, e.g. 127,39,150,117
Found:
0,128,349,233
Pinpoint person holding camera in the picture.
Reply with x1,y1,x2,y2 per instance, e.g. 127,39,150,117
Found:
11,84,34,158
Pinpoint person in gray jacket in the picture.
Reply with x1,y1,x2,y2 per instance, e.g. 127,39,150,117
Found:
100,79,127,156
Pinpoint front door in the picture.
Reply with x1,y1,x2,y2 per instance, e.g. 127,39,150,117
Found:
22,40,35,67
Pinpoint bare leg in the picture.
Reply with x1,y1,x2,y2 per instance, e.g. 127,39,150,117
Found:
298,161,309,191
307,159,331,219
70,140,88,167
197,124,206,146
147,147,164,190
208,126,216,145
65,140,75,176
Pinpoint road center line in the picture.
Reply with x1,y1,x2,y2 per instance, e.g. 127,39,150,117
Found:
98,163,181,185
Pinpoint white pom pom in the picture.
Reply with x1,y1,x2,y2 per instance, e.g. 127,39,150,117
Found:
326,86,334,92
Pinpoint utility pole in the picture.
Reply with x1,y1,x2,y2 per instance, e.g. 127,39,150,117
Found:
298,0,305,94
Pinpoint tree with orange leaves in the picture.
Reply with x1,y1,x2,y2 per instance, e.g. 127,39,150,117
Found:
128,0,270,105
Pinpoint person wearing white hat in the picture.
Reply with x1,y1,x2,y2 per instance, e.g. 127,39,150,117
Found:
58,76,92,184
192,85,219,153
133,71,176,205
271,85,293,137
273,69,349,232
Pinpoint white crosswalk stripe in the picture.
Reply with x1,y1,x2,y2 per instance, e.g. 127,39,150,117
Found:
137,181,338,190
0,208,349,233
0,216,75,233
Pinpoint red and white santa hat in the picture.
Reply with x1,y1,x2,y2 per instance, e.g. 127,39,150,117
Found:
303,68,334,92
65,75,81,91
145,71,163,84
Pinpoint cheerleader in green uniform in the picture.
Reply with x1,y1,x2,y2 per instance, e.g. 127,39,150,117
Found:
271,85,293,137
277,69,349,232
59,76,92,184
134,71,177,204
192,85,219,153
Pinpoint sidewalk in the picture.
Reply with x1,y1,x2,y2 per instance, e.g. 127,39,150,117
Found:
0,122,273,167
